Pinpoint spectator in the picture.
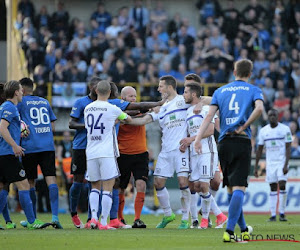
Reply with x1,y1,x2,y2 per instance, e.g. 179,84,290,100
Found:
273,90,291,120
159,61,176,78
196,0,222,24
145,28,167,54
289,121,300,157
171,44,188,71
150,0,168,30
262,77,276,104
253,51,270,77
87,58,103,80
129,0,149,38
105,16,123,39
90,2,112,33
18,0,35,21
35,5,51,29
167,12,182,38
175,25,195,59
52,62,66,83
26,38,44,74
242,0,267,21
69,29,91,55
118,6,134,33
33,64,48,97
51,1,69,33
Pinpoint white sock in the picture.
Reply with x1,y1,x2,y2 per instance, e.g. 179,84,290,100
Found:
279,190,287,215
200,192,212,219
180,187,191,221
190,192,198,222
270,191,277,217
101,191,112,226
156,187,172,216
89,189,100,220
209,187,217,198
210,195,221,216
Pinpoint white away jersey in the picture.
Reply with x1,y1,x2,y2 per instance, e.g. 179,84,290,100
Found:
84,100,125,160
186,105,217,155
150,95,190,152
258,123,292,166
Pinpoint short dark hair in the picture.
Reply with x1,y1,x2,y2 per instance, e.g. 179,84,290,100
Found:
159,75,177,89
19,77,34,89
4,80,21,99
234,59,253,78
185,83,202,98
268,108,279,115
185,73,201,83
88,76,101,87
0,82,5,104
109,82,119,99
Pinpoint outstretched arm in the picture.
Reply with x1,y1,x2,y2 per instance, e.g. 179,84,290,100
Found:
126,99,165,111
126,114,153,126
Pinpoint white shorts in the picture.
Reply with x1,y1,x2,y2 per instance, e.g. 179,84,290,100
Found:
86,157,120,182
189,152,217,183
266,164,288,183
154,148,189,178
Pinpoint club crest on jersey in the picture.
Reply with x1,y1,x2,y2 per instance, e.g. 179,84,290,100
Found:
169,113,176,121
271,141,276,146
72,164,77,172
19,169,26,177
189,119,193,126
176,100,184,108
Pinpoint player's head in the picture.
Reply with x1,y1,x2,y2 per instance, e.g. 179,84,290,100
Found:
0,82,5,104
183,83,202,104
19,77,34,95
233,59,253,79
4,80,23,102
268,108,279,126
109,82,119,99
158,75,177,97
184,73,202,86
96,80,111,98
121,86,136,102
88,76,101,100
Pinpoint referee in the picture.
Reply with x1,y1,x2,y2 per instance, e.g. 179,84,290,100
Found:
194,59,264,242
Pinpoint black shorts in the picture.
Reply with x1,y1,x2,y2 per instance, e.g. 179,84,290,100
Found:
218,135,252,188
0,155,27,184
22,151,56,180
71,149,86,175
117,152,149,189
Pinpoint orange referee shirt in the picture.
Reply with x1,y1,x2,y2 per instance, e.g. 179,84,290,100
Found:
118,124,147,155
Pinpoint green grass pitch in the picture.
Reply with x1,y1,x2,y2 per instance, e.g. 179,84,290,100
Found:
1,213,300,249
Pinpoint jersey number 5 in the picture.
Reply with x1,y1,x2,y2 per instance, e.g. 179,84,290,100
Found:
229,93,240,114
86,113,106,134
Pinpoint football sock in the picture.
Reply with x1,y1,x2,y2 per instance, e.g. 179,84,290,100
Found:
200,192,211,219
89,189,100,220
270,191,277,217
69,182,83,215
87,182,92,220
226,190,244,232
279,190,287,215
180,186,191,221
227,193,246,231
110,188,119,220
48,184,59,221
209,187,217,198
29,187,37,218
210,195,222,216
156,187,172,216
101,191,112,226
190,191,198,221
118,193,125,220
0,190,8,216
2,202,12,223
134,192,145,221
19,190,35,224
97,190,102,218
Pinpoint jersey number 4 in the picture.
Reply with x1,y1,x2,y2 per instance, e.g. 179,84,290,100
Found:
86,113,105,134
229,93,240,114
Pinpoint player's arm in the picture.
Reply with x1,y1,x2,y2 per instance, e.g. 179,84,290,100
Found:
193,96,212,114
124,110,140,116
118,112,132,123
51,121,55,133
0,119,25,157
194,105,218,154
235,99,264,134
126,114,153,126
69,117,85,130
126,99,165,112
283,142,291,175
255,145,264,178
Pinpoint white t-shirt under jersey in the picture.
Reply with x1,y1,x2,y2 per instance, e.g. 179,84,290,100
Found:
186,105,217,155
150,95,190,152
84,100,126,160
258,122,292,166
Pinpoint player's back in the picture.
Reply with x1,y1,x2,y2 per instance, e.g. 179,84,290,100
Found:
84,100,123,160
212,80,263,141
17,95,56,153
0,101,21,156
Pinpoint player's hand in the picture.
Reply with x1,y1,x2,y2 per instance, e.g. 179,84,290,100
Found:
180,137,192,148
254,168,259,178
151,106,161,114
23,125,30,138
193,102,203,114
194,140,202,154
235,125,245,134
179,143,187,153
283,166,288,175
13,145,25,157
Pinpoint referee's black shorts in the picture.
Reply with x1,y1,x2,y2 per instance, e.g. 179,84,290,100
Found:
218,135,252,188
117,152,149,190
